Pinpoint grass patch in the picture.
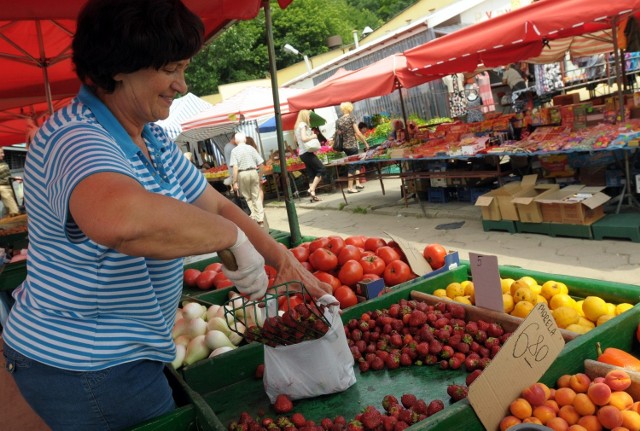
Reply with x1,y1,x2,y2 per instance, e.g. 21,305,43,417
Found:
352,206,368,214
338,202,347,211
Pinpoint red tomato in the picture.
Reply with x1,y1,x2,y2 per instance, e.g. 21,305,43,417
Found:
334,286,358,309
308,248,338,272
301,261,314,272
375,246,402,265
326,235,345,256
345,235,366,249
196,270,218,290
290,246,310,263
338,259,364,287
279,294,304,312
313,271,341,292
183,268,201,288
423,243,447,270
383,260,412,287
337,244,362,266
264,265,277,288
361,273,381,283
300,242,311,249
364,237,387,252
359,255,386,276
204,262,223,273
213,272,233,289
308,237,330,253
360,250,375,258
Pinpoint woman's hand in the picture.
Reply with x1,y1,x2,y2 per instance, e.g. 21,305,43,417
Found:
272,250,332,299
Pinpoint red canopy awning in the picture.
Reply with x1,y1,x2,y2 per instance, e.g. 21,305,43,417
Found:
404,0,640,75
288,54,437,111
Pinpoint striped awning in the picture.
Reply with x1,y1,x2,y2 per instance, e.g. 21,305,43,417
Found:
155,93,213,141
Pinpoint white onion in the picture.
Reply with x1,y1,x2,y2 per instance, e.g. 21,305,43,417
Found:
207,316,232,337
173,335,192,347
204,329,235,350
206,304,224,321
228,321,245,346
171,344,186,369
172,318,188,338
184,335,210,366
182,302,203,321
208,346,235,358
186,317,207,338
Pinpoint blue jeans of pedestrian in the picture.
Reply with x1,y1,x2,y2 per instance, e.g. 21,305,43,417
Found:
3,342,176,431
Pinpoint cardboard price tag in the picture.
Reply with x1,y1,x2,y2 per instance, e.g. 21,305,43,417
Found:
383,231,432,276
468,302,565,431
468,252,503,313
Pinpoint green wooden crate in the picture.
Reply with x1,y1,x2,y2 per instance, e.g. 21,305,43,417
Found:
0,260,26,292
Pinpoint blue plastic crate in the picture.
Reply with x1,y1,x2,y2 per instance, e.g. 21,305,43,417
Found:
428,187,456,203
470,187,492,204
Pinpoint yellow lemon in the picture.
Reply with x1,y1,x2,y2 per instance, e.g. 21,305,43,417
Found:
574,300,585,316
503,293,515,313
577,317,595,329
445,282,465,299
596,314,616,326
582,296,608,322
530,284,542,296
518,276,538,288
453,296,472,305
463,281,475,301
433,289,448,298
510,277,537,296
511,301,534,318
541,280,563,300
501,278,515,294
513,286,535,304
565,324,592,335
551,306,580,329
549,293,576,310
615,303,634,315
535,295,548,306
606,302,616,316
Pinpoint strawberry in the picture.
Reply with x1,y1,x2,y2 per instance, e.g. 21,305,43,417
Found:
334,416,347,427
370,356,385,371
448,356,463,370
466,369,483,386
381,395,399,412
273,394,293,414
384,352,400,370
408,310,427,327
446,384,469,401
358,359,370,373
400,393,417,409
360,406,383,430
291,413,306,428
347,420,363,431
446,303,466,319
487,322,504,338
399,353,412,367
393,421,409,431
255,363,265,379
320,418,333,430
426,399,445,416
382,415,397,431
389,333,403,348
411,399,427,415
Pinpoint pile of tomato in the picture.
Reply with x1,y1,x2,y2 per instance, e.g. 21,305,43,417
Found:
183,262,277,292
290,235,448,310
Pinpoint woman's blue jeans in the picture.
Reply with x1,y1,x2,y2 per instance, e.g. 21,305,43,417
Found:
3,342,176,431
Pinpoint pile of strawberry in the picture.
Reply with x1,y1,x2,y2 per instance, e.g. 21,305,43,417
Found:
245,302,330,347
345,299,511,374
228,392,445,431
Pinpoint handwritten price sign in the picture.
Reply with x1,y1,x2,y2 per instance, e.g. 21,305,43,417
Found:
468,302,565,431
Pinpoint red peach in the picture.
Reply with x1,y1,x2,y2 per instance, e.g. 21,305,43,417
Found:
605,369,632,392
522,383,549,407
586,382,612,406
597,405,623,430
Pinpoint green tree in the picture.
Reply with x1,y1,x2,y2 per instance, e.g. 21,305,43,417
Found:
186,0,381,96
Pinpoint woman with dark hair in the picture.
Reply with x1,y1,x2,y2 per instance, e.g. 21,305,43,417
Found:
335,102,369,193
1,1,330,429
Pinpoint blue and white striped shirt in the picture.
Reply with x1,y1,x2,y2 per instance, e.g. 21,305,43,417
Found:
2,86,207,371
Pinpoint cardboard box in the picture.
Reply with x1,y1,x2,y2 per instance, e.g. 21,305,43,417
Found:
553,93,580,106
475,174,538,221
511,183,560,223
535,185,611,225
383,232,459,280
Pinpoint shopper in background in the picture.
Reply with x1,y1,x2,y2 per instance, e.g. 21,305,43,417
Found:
1,1,331,430
502,63,526,92
295,109,325,202
335,102,369,193
245,136,266,210
223,134,237,190
230,132,265,227
0,148,20,217
390,119,406,141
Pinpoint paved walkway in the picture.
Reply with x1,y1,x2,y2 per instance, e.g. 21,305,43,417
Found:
264,177,640,285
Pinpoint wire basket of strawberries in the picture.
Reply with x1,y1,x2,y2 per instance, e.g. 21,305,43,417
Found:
224,281,332,347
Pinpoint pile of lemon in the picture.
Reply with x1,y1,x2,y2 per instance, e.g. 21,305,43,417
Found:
432,276,633,334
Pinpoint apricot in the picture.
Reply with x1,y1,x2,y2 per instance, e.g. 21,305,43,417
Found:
629,401,640,414
545,399,561,413
556,387,577,407
557,374,572,388
598,405,624,429
522,382,549,407
577,415,603,431
569,373,591,393
611,427,631,431
610,390,634,411
586,381,612,406
605,369,632,391
510,397,533,420
547,416,570,431
621,409,640,431
567,426,588,431
592,376,606,384
499,415,521,431
573,393,596,416
523,416,543,424
559,405,580,425
534,405,558,424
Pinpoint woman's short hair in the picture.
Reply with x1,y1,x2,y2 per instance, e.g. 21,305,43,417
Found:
73,0,204,93
340,102,354,114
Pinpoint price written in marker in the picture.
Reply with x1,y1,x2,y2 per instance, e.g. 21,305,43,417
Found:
468,302,565,431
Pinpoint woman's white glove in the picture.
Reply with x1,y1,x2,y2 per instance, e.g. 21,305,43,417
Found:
221,227,268,300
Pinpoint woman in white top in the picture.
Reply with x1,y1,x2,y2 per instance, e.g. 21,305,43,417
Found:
295,110,325,202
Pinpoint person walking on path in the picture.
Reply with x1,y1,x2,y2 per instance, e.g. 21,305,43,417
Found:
0,148,20,217
295,110,325,202
223,134,236,189
246,136,265,210
1,1,330,429
335,102,369,193
230,132,265,227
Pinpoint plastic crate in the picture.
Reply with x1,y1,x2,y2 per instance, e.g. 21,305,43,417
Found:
428,187,457,203
470,187,492,204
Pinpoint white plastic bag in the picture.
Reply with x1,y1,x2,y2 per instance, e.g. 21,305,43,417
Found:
263,295,356,402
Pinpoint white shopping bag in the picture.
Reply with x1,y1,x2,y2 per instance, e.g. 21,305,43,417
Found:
263,295,356,402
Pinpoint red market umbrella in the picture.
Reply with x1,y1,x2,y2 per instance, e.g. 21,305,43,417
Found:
0,0,294,114
0,97,72,146
404,0,640,75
